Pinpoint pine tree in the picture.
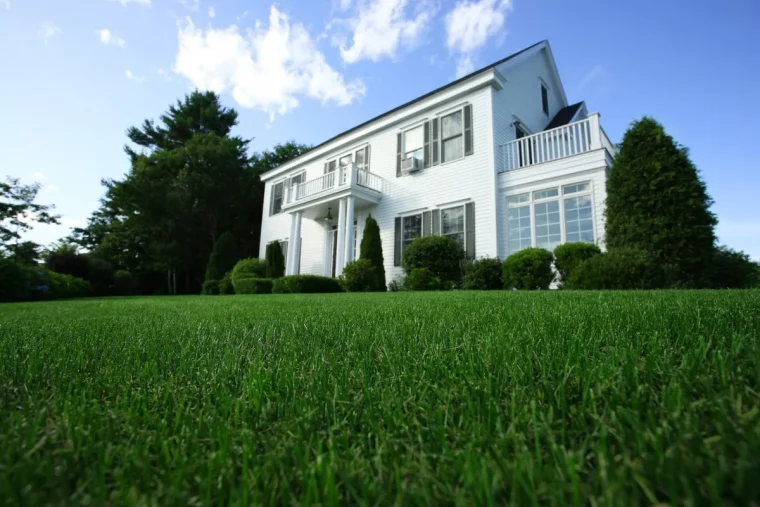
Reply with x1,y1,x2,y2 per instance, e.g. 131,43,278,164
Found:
204,231,240,282
265,241,285,278
605,117,717,284
359,214,386,291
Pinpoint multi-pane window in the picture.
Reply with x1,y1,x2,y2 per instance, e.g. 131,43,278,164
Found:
534,200,561,251
441,205,465,247
563,183,594,243
541,84,549,115
270,181,284,215
441,110,464,162
355,148,366,171
404,125,424,161
402,214,422,250
507,193,531,254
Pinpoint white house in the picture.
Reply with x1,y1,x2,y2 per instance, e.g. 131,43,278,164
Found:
258,40,616,283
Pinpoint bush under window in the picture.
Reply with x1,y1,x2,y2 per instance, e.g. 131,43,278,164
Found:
553,242,602,287
462,257,503,290
565,248,664,290
341,259,378,292
231,258,267,285
272,275,343,294
233,278,274,295
404,267,447,291
502,248,554,290
402,235,464,283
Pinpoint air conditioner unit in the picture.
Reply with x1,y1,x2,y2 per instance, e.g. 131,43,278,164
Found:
401,156,422,175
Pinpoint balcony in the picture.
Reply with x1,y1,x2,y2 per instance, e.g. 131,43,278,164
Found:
282,164,384,217
499,113,616,172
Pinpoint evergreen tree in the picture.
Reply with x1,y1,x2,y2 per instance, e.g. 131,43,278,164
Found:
265,241,285,278
605,117,717,284
359,214,386,291
204,231,240,282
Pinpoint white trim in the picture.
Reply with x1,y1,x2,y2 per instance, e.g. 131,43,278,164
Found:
435,101,470,118
435,197,472,208
398,117,429,132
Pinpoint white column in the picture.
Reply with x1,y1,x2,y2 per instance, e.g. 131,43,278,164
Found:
344,196,355,266
588,112,602,151
336,198,347,275
286,212,297,275
292,211,303,275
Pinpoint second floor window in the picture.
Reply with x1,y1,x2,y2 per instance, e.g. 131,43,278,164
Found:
541,84,549,115
404,125,424,161
270,181,283,215
441,110,464,162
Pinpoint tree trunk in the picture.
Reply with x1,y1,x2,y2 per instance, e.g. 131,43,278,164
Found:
172,270,177,295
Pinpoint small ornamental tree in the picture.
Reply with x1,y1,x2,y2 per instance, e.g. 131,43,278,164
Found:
265,241,286,278
359,214,386,291
605,117,717,285
204,231,240,283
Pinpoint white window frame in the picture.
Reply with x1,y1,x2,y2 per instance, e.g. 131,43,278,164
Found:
438,107,465,164
506,193,532,255
562,182,595,244
402,124,424,162
440,204,466,248
270,179,286,216
325,144,370,173
400,211,423,253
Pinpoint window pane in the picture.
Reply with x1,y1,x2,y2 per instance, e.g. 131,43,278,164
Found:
272,182,283,214
339,154,352,167
290,174,304,186
402,214,422,248
533,188,559,200
508,205,531,254
534,200,561,250
564,196,594,244
442,136,463,162
355,149,365,169
563,182,589,195
441,206,465,246
405,125,424,155
442,110,463,139
507,193,529,205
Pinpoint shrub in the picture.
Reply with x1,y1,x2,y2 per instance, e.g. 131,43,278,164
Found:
232,258,267,284
404,267,446,291
502,248,554,290
402,236,464,283
113,270,136,295
387,278,404,292
219,271,235,295
0,257,31,302
272,275,343,294
88,257,114,296
704,246,760,289
553,243,602,287
341,259,377,292
233,278,273,295
204,231,240,283
462,257,503,290
359,214,386,291
566,248,664,290
265,242,286,278
45,246,90,280
201,279,220,295
46,271,91,299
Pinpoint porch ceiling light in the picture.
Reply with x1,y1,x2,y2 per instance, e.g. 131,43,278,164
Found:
324,207,333,225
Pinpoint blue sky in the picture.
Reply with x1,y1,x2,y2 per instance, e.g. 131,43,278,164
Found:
2,0,759,258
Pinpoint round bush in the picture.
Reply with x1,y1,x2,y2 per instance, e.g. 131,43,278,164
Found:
231,258,267,284
566,248,663,290
219,271,235,295
404,267,445,291
341,259,378,292
233,278,273,294
502,248,554,290
201,279,220,295
462,257,503,290
272,275,343,294
553,242,602,287
113,270,135,296
46,270,92,299
401,236,464,282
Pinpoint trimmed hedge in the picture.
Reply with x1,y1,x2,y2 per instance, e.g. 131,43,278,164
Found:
219,271,235,295
46,270,92,299
201,279,220,295
233,277,273,294
502,248,554,290
404,267,446,291
402,235,464,282
272,275,343,294
553,242,602,287
462,257,503,290
341,259,377,292
566,248,664,290
232,258,267,283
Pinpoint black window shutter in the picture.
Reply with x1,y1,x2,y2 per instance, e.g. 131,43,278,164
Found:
465,202,475,259
464,105,473,156
396,133,402,178
394,217,402,266
423,122,430,168
432,209,440,235
432,118,439,166
422,211,431,236
365,145,370,171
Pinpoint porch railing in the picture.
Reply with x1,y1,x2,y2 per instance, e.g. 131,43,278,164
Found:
499,113,611,172
285,164,383,205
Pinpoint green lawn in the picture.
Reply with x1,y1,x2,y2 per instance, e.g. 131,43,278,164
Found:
1,291,759,505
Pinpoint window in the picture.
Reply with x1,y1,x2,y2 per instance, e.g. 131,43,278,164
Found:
404,125,424,161
355,148,366,171
441,205,465,247
541,84,549,115
339,154,352,169
563,183,594,243
441,110,464,162
280,240,288,262
402,214,422,250
534,200,561,251
270,181,284,215
507,193,531,254
533,188,559,200
325,160,337,174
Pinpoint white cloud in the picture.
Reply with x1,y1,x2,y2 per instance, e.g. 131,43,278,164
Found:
108,0,151,6
208,6,215,18
38,22,62,42
2,1,10,10
335,0,435,64
98,29,126,47
125,69,147,84
178,0,200,10
156,68,174,81
445,0,512,78
32,171,46,181
173,6,365,120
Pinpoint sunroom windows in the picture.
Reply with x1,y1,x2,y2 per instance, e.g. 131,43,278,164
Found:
506,182,595,254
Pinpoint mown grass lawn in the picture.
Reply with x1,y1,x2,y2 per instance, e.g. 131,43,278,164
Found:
1,291,759,505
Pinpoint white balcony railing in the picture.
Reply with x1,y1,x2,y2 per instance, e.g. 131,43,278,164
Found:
285,164,383,206
499,113,612,172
